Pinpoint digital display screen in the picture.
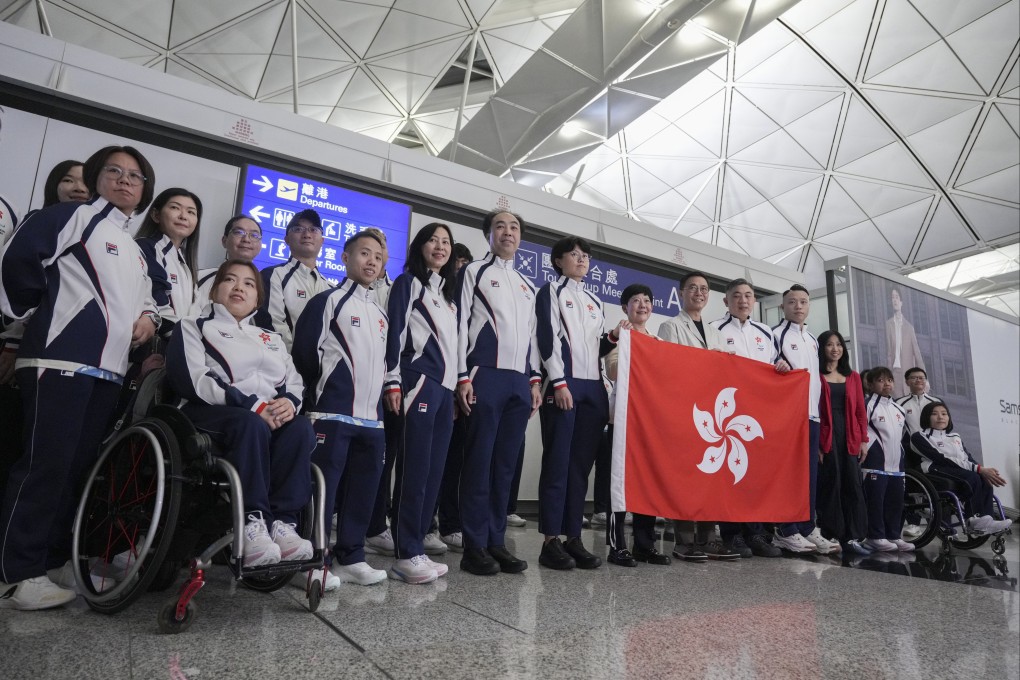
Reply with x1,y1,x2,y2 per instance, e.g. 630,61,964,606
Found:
238,164,411,284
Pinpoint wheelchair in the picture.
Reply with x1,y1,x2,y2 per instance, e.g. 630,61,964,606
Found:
68,368,329,633
902,455,1012,556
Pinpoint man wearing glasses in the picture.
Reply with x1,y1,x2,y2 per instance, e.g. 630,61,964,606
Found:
895,367,942,540
194,215,264,309
657,272,740,562
255,208,332,350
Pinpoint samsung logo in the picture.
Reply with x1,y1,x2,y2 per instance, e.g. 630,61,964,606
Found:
1001,399,1020,415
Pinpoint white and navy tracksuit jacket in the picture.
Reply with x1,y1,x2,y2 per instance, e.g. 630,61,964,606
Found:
714,313,777,364
291,278,389,565
137,234,197,334
166,303,303,413
0,197,157,381
863,393,908,540
535,275,610,538
255,258,333,350
194,267,217,312
895,392,942,435
384,271,458,559
910,429,978,474
457,253,541,383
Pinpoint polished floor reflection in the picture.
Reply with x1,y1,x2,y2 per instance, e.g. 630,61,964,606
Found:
2,523,1017,680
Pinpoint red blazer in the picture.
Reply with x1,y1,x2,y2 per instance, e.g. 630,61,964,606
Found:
819,371,868,455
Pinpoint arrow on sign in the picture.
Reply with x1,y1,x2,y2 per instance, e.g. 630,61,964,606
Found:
249,205,270,223
252,175,273,193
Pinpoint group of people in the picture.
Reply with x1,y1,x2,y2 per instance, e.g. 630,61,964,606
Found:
0,143,1010,614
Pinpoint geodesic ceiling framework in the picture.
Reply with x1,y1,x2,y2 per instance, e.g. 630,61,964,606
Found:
2,0,1018,307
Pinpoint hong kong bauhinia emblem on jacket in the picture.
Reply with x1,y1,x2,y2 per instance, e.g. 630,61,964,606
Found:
693,388,763,484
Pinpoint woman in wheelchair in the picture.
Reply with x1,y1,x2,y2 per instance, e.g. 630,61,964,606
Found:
167,259,316,567
910,402,1011,535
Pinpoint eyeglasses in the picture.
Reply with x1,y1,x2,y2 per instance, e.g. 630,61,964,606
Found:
565,251,590,261
102,165,147,186
229,228,262,241
287,225,322,235
907,375,927,381
684,285,710,294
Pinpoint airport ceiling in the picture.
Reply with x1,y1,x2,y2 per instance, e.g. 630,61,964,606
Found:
2,0,1018,314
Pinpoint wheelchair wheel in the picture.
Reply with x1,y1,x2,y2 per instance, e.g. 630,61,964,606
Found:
72,419,182,614
948,533,990,551
240,570,294,593
903,470,940,549
158,598,197,634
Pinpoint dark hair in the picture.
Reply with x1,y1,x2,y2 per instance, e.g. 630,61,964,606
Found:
782,283,810,299
211,259,265,309
42,160,84,207
343,229,385,253
405,223,457,302
817,330,851,377
860,369,871,389
481,210,525,239
550,236,591,276
679,271,708,290
452,242,473,262
920,401,953,433
725,278,752,294
135,188,203,283
287,208,321,231
82,145,155,213
904,366,927,380
869,365,894,382
222,214,260,237
621,283,653,307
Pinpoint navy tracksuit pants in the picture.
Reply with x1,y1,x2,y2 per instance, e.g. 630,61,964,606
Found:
0,369,120,583
312,419,385,565
392,372,454,559
185,404,314,525
862,471,905,541
437,414,466,536
459,367,531,551
778,420,820,538
366,409,402,537
538,377,608,538
928,464,996,518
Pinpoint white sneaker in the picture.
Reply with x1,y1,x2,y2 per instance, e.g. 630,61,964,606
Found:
0,576,76,610
290,568,340,592
91,545,140,581
804,529,841,554
970,515,1012,535
506,513,526,527
47,562,117,595
388,555,438,584
270,520,313,561
901,523,923,538
243,512,282,567
423,556,449,578
590,512,607,528
773,532,814,553
422,532,448,555
331,561,386,586
364,528,395,555
863,538,898,552
891,538,915,551
441,532,463,552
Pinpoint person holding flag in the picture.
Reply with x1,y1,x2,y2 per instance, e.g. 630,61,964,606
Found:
657,272,740,562
772,285,841,555
712,278,788,558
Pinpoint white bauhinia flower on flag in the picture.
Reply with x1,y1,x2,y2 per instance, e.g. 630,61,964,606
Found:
693,387,764,484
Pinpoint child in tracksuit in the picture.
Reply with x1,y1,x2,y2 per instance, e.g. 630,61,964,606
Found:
291,231,388,589
861,366,914,552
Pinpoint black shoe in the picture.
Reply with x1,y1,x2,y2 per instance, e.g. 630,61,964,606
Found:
633,546,671,565
704,540,741,561
673,544,708,562
460,547,500,575
488,545,528,573
607,548,637,567
725,535,753,558
748,534,782,558
564,537,602,569
539,538,576,570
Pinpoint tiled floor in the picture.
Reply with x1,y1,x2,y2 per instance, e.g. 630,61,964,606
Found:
2,524,1017,680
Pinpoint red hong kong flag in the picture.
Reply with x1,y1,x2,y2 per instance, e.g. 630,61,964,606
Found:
611,330,810,522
